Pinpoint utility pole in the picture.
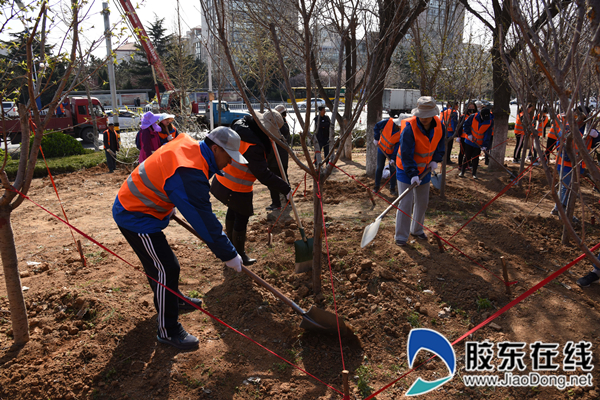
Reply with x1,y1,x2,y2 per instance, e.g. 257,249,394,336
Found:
102,2,119,129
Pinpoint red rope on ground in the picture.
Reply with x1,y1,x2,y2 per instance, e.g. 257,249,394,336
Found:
448,138,509,174
330,162,516,286
11,187,343,396
314,177,347,371
364,240,600,400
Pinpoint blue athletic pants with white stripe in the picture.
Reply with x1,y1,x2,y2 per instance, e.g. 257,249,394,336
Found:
119,226,182,339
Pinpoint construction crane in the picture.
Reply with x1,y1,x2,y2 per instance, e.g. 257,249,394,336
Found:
115,0,175,107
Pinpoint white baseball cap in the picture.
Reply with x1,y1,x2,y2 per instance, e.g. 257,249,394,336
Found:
207,127,248,164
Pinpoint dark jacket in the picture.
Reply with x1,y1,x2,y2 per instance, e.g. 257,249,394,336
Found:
103,128,120,152
314,114,331,143
210,116,291,216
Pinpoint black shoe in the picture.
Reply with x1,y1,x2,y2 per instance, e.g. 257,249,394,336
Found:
395,239,407,246
157,329,199,350
373,186,380,193
577,272,600,287
232,229,256,266
178,296,202,311
390,189,398,196
266,204,282,211
411,232,428,240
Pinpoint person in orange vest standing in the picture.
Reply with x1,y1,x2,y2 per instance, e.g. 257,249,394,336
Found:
210,111,292,265
527,107,549,165
440,101,459,164
458,107,493,179
394,97,445,246
113,127,246,350
103,122,120,173
373,113,411,196
513,103,534,162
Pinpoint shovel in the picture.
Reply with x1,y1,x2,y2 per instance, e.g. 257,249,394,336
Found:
361,167,431,248
171,215,348,336
270,139,313,273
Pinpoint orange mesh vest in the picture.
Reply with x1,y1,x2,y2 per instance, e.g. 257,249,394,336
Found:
469,116,490,146
440,109,455,132
377,118,397,155
215,141,257,193
396,116,443,173
557,132,592,169
536,115,549,137
117,134,208,220
514,113,524,136
548,115,564,140
103,129,120,149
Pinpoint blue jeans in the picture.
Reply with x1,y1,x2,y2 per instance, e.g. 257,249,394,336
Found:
374,151,396,191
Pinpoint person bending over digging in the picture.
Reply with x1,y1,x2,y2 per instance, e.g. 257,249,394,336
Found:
210,110,292,266
113,128,245,350
394,96,445,246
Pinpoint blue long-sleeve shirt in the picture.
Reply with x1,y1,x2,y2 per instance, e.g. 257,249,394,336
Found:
397,118,446,184
113,140,237,262
463,113,493,149
373,118,401,157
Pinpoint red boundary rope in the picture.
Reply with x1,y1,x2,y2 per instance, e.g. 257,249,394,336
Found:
11,187,343,396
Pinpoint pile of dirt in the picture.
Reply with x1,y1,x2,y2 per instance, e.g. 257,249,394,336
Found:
1,155,600,399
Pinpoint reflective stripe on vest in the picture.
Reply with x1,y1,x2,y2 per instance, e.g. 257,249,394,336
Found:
548,115,564,140
557,132,592,169
117,134,208,219
470,116,490,146
377,118,397,155
440,109,455,132
537,115,549,137
514,113,524,136
215,141,256,193
396,116,443,173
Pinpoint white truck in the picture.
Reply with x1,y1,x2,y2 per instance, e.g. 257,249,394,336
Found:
382,89,421,117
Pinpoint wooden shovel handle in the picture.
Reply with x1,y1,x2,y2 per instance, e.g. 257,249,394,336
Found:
172,214,306,315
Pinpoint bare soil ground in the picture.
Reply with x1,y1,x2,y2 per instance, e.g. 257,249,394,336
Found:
1,143,600,400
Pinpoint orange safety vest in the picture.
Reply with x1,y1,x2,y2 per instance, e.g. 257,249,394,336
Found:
215,141,256,193
548,115,564,140
440,108,456,132
556,131,592,169
469,116,491,146
159,126,178,141
103,129,120,149
396,116,443,173
377,118,397,155
536,115,549,137
514,112,524,136
117,134,206,220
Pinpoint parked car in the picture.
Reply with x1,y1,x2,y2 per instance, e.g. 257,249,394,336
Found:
298,98,326,111
143,101,159,112
2,101,18,118
106,109,140,131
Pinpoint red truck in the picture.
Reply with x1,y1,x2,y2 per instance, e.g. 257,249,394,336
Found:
0,96,108,144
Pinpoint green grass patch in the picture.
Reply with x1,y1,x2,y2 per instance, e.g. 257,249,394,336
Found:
2,150,106,180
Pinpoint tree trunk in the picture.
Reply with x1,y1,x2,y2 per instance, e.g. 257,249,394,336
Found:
366,84,384,177
312,174,324,295
0,207,29,345
489,44,511,173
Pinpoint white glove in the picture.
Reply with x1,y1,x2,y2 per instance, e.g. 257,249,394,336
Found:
411,176,420,186
590,129,599,138
286,191,292,201
389,159,395,167
468,135,474,142
481,147,487,152
455,137,460,143
373,139,379,146
167,134,173,141
428,161,438,171
225,254,243,272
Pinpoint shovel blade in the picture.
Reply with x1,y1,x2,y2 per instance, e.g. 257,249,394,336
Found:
430,172,442,190
361,219,381,248
294,237,314,273
301,306,350,336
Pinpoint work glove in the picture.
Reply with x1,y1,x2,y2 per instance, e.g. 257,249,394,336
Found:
428,161,438,171
389,160,395,168
373,139,378,146
468,135,474,142
411,175,420,186
167,134,173,141
225,254,243,273
455,137,460,143
591,129,599,138
286,190,292,201
481,147,487,152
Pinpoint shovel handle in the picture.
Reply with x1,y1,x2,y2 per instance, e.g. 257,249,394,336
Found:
376,167,431,221
172,214,308,316
271,139,308,242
